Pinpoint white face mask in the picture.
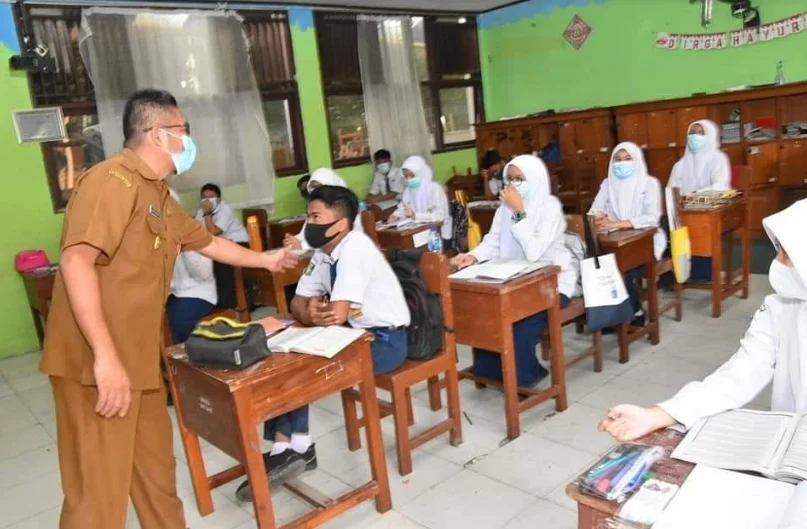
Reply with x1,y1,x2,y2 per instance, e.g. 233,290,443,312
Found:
203,197,219,208
769,259,807,301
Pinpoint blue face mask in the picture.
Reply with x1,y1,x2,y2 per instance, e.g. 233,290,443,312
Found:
406,176,422,189
687,134,707,153
377,162,391,175
512,181,530,199
612,161,636,179
163,130,197,175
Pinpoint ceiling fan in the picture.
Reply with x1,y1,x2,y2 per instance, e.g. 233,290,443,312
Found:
694,0,761,28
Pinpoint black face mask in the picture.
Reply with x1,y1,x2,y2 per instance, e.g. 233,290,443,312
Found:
304,218,343,249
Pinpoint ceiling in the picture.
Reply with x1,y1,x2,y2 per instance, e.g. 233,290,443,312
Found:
232,0,522,14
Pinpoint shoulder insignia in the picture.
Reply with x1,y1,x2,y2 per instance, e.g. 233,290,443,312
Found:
304,260,316,276
108,169,132,188
758,303,767,313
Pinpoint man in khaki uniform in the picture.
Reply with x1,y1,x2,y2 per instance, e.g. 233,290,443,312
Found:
39,89,296,529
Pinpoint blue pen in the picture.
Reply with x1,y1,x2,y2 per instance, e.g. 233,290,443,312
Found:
588,454,636,478
606,454,639,496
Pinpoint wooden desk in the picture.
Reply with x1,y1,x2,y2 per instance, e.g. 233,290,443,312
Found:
597,228,660,361
451,266,567,440
681,199,750,318
20,266,57,347
246,255,311,314
165,334,391,529
566,429,692,529
367,202,397,223
468,204,497,235
269,217,306,249
376,223,438,250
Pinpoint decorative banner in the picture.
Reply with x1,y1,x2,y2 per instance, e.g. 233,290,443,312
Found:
564,14,592,50
657,11,806,50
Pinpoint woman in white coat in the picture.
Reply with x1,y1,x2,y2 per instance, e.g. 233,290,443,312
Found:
598,198,807,442
284,167,364,252
589,142,666,326
391,155,453,246
667,119,732,281
451,155,576,388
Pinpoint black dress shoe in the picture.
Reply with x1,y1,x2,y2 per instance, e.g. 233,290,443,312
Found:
234,445,317,503
631,313,646,327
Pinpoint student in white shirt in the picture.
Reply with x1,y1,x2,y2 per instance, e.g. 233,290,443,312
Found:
284,168,364,252
451,154,576,388
391,155,453,244
480,149,506,198
667,119,732,283
195,183,249,243
599,199,807,442
366,149,404,204
167,189,218,343
235,185,410,502
589,142,666,326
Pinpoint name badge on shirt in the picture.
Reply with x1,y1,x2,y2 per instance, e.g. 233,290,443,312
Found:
149,205,162,221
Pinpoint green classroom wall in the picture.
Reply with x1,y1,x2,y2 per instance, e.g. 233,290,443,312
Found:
479,0,807,120
0,6,475,358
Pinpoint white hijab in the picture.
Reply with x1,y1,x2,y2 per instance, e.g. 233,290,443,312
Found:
308,168,347,190
763,200,807,412
499,155,553,258
401,155,435,212
604,142,653,220
680,119,727,193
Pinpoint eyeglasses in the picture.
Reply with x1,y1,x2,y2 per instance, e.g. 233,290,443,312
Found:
143,123,191,135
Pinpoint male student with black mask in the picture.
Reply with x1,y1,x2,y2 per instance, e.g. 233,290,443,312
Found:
235,185,411,502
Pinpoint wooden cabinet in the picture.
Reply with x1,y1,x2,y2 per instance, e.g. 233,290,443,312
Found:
747,187,779,238
559,121,577,158
575,117,613,155
617,113,648,148
645,148,679,187
746,142,779,188
722,144,746,167
647,110,678,149
778,140,807,187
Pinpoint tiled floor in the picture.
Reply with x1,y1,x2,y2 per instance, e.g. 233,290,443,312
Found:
0,275,774,529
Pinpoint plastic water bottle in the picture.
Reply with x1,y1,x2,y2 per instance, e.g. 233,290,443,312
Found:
427,227,443,253
774,61,785,85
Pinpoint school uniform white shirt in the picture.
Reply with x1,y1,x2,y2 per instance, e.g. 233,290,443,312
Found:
295,231,411,329
667,119,731,194
195,201,248,243
397,156,453,240
370,166,405,198
589,142,668,261
170,250,217,306
469,155,577,299
659,200,807,429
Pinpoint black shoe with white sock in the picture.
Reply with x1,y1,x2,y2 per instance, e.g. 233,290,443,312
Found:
234,444,317,503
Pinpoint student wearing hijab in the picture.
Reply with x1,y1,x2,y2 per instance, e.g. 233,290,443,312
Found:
451,155,577,388
667,119,732,281
667,119,731,194
391,155,453,245
590,142,666,326
284,168,364,252
598,199,807,442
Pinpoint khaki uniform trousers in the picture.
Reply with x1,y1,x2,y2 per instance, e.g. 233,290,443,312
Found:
51,376,186,529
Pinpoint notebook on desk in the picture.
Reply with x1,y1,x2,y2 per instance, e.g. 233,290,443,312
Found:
653,465,807,529
266,326,365,359
449,259,547,283
672,408,807,482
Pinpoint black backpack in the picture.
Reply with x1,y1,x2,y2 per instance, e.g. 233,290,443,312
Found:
386,248,444,361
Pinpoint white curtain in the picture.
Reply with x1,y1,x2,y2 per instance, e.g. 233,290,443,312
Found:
357,16,431,167
78,8,274,209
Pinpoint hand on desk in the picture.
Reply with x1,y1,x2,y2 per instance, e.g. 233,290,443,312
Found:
93,353,131,418
283,234,302,251
450,253,478,270
598,404,675,442
595,216,632,233
307,297,340,326
262,247,299,272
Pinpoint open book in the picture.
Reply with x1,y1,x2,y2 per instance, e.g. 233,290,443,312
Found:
654,465,807,529
450,258,547,283
265,326,365,359
672,409,807,482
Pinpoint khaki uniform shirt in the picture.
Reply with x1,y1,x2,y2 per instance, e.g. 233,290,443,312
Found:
40,149,213,390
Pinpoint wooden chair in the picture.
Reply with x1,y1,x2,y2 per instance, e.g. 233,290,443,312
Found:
242,208,269,250
646,188,683,322
340,252,462,476
446,167,484,200
556,160,597,214
539,215,604,372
